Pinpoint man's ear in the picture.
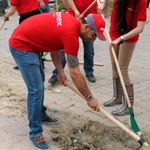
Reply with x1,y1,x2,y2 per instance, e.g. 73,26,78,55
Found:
84,24,90,30
80,24,90,35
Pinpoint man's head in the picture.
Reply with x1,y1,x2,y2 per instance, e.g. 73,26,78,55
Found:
80,14,106,41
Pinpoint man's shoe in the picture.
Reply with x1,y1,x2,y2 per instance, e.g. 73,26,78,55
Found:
86,74,96,83
48,75,57,84
42,116,60,125
30,135,49,150
13,65,19,70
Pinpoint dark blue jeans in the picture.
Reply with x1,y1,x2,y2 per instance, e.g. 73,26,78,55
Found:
39,3,51,13
10,46,48,138
51,40,94,77
52,49,66,76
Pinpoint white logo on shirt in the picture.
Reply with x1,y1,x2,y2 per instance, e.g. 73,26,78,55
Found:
100,28,105,31
56,12,62,26
128,8,134,12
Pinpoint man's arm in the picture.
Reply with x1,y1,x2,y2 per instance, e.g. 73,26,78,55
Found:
66,54,100,111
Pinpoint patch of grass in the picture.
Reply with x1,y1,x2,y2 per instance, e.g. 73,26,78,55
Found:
0,92,16,99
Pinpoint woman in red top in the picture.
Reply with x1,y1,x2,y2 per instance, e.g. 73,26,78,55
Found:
103,0,146,116
4,0,41,70
4,0,41,23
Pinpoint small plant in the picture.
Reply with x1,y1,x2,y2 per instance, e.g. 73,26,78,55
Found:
0,92,16,99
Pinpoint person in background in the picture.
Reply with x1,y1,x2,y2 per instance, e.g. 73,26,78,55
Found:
8,12,105,149
38,0,51,68
48,0,106,85
4,0,41,70
146,0,150,23
103,0,146,116
39,0,51,13
147,0,150,8
4,0,59,124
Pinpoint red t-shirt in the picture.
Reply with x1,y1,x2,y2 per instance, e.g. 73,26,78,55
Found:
109,0,146,42
68,0,97,18
9,12,81,56
43,0,49,3
10,0,39,15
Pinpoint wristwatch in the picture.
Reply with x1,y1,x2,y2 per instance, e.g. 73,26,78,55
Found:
86,94,93,101
120,35,124,41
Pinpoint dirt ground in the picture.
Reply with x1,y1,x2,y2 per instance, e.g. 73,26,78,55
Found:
1,11,150,150
1,82,150,150
0,47,150,150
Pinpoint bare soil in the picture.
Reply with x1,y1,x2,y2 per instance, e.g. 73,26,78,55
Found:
1,86,150,150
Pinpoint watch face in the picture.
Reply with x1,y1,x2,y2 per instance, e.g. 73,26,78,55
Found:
87,95,92,100
120,36,124,41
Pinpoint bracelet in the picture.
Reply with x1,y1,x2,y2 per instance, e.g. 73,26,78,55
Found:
86,94,93,101
118,35,124,45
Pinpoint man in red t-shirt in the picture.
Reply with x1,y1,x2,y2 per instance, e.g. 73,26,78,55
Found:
9,12,105,149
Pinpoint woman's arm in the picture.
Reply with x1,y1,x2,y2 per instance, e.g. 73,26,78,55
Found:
4,5,16,21
112,21,145,46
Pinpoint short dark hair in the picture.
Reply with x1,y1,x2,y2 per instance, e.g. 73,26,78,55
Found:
81,18,87,24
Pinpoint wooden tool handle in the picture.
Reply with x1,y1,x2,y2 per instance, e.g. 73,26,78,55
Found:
64,80,149,147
